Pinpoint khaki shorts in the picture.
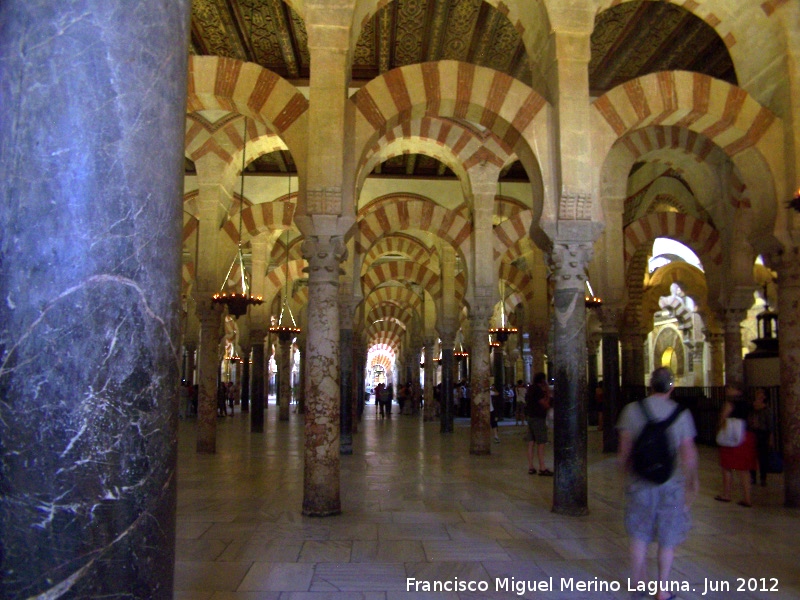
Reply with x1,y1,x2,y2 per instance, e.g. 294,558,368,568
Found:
526,417,548,444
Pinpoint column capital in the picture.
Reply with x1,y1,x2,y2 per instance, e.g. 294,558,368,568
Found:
302,235,347,284
469,302,494,325
548,240,594,291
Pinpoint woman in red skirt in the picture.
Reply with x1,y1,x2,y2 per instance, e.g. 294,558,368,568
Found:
714,384,757,507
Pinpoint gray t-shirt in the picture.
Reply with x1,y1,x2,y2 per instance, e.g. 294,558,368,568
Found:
617,395,697,483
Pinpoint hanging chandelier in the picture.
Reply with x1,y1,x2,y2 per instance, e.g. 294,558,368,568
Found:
489,280,517,344
584,280,603,309
212,116,263,318
269,179,301,343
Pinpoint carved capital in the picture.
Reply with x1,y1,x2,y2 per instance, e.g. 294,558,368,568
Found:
302,235,347,284
469,302,494,327
548,241,593,291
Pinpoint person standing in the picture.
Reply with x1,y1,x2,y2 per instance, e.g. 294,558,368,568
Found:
749,387,773,488
524,372,552,476
714,384,757,506
514,379,527,425
617,367,699,600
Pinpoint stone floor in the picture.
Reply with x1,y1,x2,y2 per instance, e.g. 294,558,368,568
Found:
174,401,799,599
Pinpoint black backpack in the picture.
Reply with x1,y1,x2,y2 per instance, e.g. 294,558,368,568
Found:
631,401,684,484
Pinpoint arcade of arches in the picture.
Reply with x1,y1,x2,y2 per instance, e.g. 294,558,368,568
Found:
2,0,800,596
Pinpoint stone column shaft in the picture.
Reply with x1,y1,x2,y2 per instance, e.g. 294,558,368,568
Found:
340,328,354,454
440,331,456,433
240,344,251,412
196,303,222,453
469,307,493,454
0,2,190,596
775,248,800,507
549,241,592,516
278,337,293,421
301,236,346,517
723,309,746,387
423,340,436,421
601,332,620,453
250,335,265,432
705,331,725,386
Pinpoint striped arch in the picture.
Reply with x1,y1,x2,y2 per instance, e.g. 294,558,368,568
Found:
187,56,308,136
269,235,304,267
495,195,528,223
185,116,287,167
223,200,297,244
362,261,440,297
499,263,534,305
357,195,471,250
186,56,309,181
593,72,779,160
351,61,548,163
493,211,533,266
366,320,406,351
367,303,416,328
357,116,514,192
615,127,753,212
624,212,722,269
363,286,423,316
367,348,395,372
264,260,306,305
360,234,432,271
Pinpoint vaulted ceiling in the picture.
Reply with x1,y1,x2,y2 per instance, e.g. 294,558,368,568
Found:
188,0,736,178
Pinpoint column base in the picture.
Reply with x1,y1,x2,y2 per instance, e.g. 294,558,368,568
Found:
551,505,590,517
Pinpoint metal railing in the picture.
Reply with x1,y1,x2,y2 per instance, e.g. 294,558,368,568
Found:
618,385,782,448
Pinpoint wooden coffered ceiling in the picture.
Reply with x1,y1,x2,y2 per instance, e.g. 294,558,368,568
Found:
188,0,736,178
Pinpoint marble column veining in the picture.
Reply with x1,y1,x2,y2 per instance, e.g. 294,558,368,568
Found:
774,247,800,507
470,305,493,455
278,337,293,421
301,236,346,517
549,242,591,516
0,2,190,597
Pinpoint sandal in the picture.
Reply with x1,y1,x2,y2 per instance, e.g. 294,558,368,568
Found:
738,500,752,508
714,495,731,502
528,468,536,475
538,469,553,476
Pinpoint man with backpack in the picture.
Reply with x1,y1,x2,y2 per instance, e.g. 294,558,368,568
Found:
617,367,699,600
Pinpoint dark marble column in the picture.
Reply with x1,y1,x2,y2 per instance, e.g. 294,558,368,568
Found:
297,334,307,415
278,337,292,421
600,306,622,453
772,248,800,507
340,328,354,454
549,241,592,516
470,304,493,455
196,302,222,453
440,331,456,433
704,329,725,385
301,236,346,517
423,338,436,421
722,308,747,387
352,339,364,431
250,332,266,433
240,345,251,412
0,2,189,597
